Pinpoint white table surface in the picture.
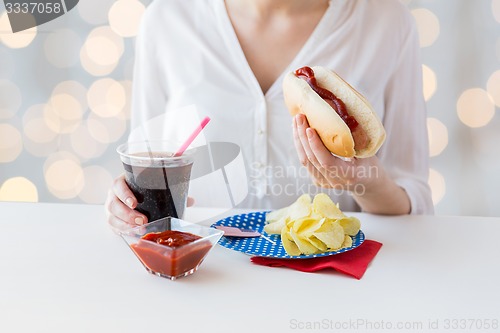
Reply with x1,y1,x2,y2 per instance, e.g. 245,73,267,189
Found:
1,202,499,333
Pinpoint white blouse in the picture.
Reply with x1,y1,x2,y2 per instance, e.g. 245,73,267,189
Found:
130,0,434,214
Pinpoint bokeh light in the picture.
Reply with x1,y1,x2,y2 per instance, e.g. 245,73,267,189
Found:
80,26,124,76
44,152,84,199
23,104,58,143
52,81,88,110
0,12,37,48
428,168,446,205
108,0,146,38
87,112,127,144
119,80,133,120
87,78,126,118
78,166,114,204
70,124,108,160
422,64,437,101
0,80,22,119
427,117,449,157
45,93,84,134
411,8,440,48
22,104,60,158
0,123,23,163
0,177,38,202
44,29,82,68
486,70,500,107
77,0,116,25
493,0,500,23
457,88,495,128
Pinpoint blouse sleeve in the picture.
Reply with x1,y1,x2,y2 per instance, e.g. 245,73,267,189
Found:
378,12,434,215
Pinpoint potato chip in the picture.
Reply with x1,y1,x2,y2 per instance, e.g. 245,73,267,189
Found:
313,220,345,250
307,235,328,252
289,228,320,255
312,193,345,219
292,216,324,236
288,194,312,220
281,226,301,256
265,194,311,235
263,216,287,235
341,234,353,249
265,206,288,223
265,193,362,256
337,216,361,236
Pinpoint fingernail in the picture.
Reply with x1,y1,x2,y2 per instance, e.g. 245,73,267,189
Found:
135,217,144,226
306,128,313,139
125,197,134,208
296,115,303,126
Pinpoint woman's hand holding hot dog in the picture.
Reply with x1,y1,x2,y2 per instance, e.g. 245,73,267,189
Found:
293,113,410,215
285,66,411,214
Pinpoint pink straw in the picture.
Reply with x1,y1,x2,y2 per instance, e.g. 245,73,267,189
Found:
173,116,211,157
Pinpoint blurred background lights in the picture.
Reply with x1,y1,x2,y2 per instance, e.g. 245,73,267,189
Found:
86,113,126,144
119,80,133,120
80,26,124,76
23,104,58,144
70,124,108,160
22,104,60,157
44,29,82,68
457,88,495,128
428,168,446,205
493,0,500,23
1,0,500,216
411,8,440,48
108,0,146,38
23,137,59,158
0,80,22,119
88,78,126,118
22,104,60,158
52,81,88,110
78,166,114,204
45,93,84,134
0,12,37,49
486,70,500,107
422,64,437,101
0,123,23,163
85,33,121,66
77,0,116,26
0,177,38,202
427,118,449,157
44,152,84,199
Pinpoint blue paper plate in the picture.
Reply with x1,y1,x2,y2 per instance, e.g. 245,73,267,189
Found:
211,211,365,259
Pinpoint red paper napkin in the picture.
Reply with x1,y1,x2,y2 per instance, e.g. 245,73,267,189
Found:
250,240,382,279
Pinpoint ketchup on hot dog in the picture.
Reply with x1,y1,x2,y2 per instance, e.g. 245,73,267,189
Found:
295,66,369,151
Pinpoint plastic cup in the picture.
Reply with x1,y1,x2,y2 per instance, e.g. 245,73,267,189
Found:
117,141,195,222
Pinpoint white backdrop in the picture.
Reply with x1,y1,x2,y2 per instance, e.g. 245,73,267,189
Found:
1,0,500,216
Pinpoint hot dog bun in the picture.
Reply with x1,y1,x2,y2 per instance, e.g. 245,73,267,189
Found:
283,66,385,158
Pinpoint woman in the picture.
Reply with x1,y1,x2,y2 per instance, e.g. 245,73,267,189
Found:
106,0,433,231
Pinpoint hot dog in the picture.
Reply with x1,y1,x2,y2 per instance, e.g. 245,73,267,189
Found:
283,66,386,158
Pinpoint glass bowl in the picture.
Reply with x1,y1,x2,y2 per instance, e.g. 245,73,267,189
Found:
120,217,223,280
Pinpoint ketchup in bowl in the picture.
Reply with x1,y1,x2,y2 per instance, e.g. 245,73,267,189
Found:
121,218,223,280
